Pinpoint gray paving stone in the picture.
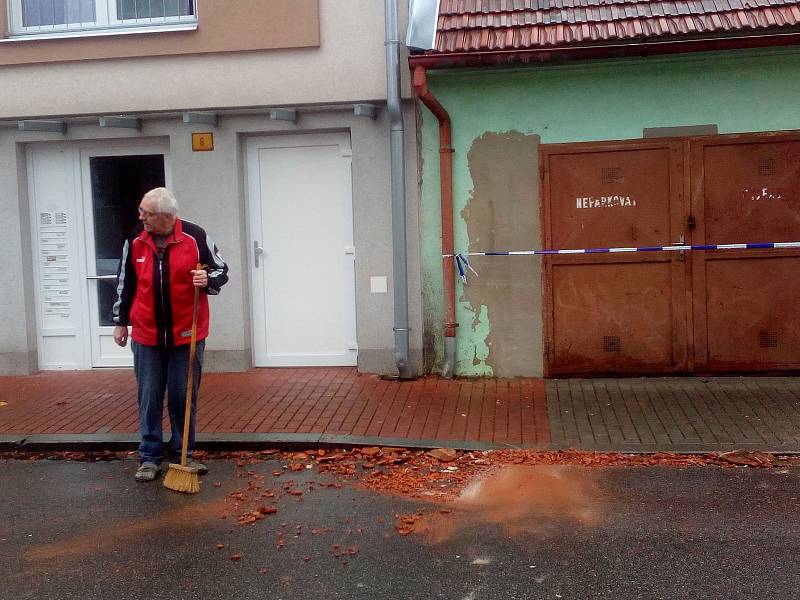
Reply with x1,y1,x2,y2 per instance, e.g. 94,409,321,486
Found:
550,377,800,453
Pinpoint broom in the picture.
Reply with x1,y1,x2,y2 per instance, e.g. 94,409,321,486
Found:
163,263,203,494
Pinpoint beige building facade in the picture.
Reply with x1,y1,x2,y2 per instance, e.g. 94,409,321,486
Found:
0,0,423,375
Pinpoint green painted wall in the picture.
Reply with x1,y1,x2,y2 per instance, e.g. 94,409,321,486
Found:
419,46,800,376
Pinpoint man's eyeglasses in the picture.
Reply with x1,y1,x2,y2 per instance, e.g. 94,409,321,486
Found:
138,207,160,219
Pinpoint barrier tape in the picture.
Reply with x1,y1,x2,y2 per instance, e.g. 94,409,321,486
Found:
445,241,800,283
454,253,479,283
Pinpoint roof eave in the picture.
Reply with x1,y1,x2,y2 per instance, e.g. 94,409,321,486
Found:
408,30,800,70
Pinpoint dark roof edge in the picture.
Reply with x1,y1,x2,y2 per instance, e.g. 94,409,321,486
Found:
408,30,800,70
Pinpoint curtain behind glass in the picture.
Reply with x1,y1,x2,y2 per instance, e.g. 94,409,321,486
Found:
116,0,193,20
22,0,95,26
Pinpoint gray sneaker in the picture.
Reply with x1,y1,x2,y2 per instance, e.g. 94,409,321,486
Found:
135,462,160,482
169,458,208,475
187,459,208,475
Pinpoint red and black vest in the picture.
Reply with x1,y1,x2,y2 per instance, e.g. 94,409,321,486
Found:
113,218,228,347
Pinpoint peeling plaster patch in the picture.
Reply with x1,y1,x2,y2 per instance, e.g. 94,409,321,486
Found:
457,301,492,375
460,130,543,377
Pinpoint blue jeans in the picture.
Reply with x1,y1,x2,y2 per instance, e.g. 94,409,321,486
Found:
132,340,204,465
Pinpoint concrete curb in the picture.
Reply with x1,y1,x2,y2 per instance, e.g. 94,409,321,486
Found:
21,434,139,452
548,442,800,454
316,435,510,452
4,433,800,455
197,433,321,451
5,433,524,453
0,435,25,451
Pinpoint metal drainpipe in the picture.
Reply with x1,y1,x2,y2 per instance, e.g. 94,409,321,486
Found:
411,65,457,379
385,0,414,379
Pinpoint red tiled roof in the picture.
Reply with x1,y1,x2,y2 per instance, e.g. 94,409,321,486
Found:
429,0,800,53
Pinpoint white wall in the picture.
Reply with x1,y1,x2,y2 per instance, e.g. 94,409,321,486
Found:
0,102,423,374
0,141,37,373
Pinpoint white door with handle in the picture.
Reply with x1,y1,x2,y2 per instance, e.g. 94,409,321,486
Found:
247,133,357,366
28,142,167,369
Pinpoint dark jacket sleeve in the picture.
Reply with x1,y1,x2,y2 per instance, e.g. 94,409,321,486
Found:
198,228,229,295
113,236,137,326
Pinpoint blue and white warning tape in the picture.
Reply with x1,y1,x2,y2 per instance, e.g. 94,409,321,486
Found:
446,241,800,283
454,253,479,282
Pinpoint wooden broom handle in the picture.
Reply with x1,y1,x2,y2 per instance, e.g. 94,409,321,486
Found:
180,263,202,467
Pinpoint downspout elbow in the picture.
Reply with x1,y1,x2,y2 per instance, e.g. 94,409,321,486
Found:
412,67,451,140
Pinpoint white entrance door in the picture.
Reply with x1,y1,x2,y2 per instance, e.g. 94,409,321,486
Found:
29,145,85,370
79,145,168,367
29,142,168,370
247,133,357,366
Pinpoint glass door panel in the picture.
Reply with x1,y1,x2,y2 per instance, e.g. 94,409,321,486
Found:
84,152,165,367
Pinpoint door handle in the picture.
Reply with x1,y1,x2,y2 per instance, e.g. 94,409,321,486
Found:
86,275,117,280
254,241,264,268
672,235,686,261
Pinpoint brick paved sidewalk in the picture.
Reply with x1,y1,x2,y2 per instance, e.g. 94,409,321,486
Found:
0,368,549,450
2,369,800,453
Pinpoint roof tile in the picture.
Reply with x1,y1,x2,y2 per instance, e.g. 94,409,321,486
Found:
426,0,800,52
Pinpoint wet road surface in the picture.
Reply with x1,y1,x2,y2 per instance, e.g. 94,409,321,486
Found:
1,457,799,599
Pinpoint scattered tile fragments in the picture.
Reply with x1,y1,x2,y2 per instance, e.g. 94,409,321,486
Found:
427,448,458,462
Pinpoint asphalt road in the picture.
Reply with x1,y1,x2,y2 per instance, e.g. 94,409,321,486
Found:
1,457,798,600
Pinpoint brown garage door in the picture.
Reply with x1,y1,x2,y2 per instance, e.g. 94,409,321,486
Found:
691,135,800,371
542,140,689,375
542,132,800,376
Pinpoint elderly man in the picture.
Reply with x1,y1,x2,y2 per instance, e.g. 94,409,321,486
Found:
112,187,228,483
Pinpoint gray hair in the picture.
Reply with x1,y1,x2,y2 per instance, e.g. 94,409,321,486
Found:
142,187,179,215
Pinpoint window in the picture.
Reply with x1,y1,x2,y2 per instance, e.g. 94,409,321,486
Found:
8,0,196,37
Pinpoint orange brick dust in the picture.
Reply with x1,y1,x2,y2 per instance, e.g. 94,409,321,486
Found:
396,465,604,543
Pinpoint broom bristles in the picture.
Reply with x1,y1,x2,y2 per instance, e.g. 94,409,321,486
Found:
163,463,200,494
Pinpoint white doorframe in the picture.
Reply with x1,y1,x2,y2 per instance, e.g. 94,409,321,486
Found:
28,144,87,370
246,133,358,366
27,139,170,370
